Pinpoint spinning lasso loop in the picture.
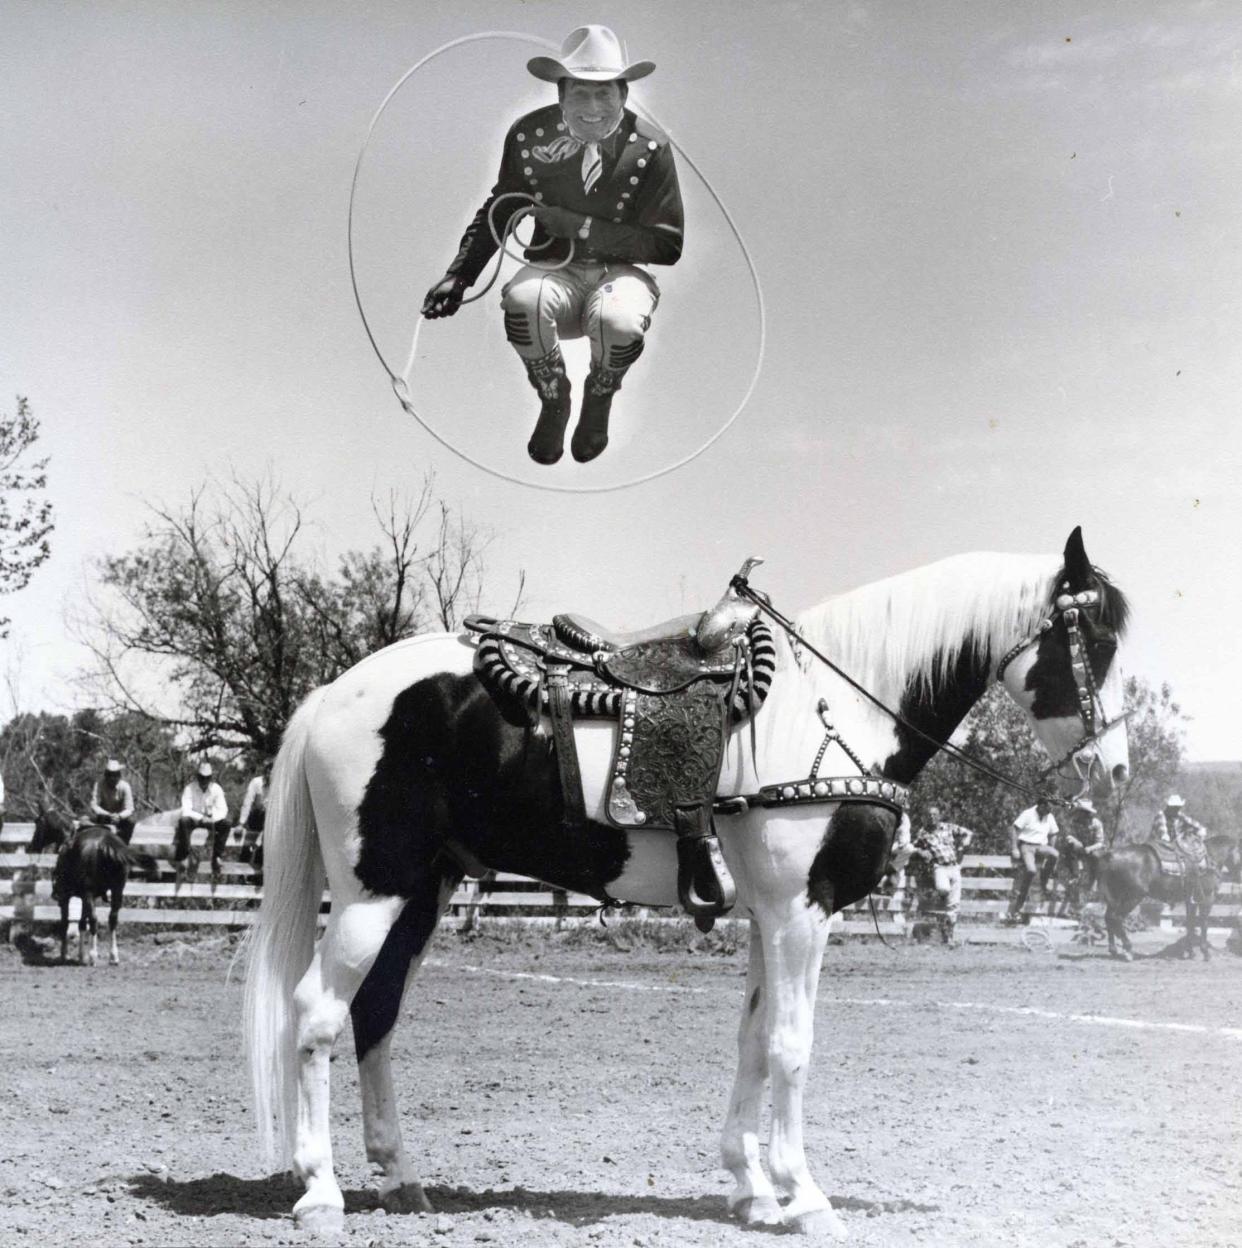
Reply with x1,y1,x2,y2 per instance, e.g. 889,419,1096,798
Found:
348,31,766,494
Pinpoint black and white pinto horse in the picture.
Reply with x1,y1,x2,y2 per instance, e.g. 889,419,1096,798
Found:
244,529,1130,1238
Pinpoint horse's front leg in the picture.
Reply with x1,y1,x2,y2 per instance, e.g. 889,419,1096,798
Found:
758,902,845,1239
721,919,781,1227
58,896,70,963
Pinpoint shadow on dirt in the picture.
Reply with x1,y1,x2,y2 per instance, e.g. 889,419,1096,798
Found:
128,1172,369,1221
11,932,64,967
128,1174,941,1230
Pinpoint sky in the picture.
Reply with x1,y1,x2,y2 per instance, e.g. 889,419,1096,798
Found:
2,1,1240,759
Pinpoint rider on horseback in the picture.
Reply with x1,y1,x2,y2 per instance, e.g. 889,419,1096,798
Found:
422,25,683,466
1153,793,1208,870
89,759,136,845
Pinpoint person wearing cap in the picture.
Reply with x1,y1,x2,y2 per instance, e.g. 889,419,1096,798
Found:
422,24,684,466
90,759,137,845
175,761,231,873
1006,794,1060,920
1152,794,1208,867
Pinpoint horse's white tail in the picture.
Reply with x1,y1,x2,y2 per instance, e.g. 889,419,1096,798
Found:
242,686,328,1170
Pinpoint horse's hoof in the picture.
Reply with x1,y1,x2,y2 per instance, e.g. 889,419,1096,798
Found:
380,1182,433,1214
294,1204,345,1234
786,1206,848,1239
109,954,120,967
730,1195,783,1226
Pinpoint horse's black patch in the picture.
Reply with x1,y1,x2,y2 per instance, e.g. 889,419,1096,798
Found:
351,874,459,1062
354,672,632,901
806,803,899,917
748,986,762,1016
881,646,991,785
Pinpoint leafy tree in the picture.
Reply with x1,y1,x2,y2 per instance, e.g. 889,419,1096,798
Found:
910,685,1044,853
1110,677,1187,842
910,675,1188,851
0,708,185,818
74,472,521,761
0,396,54,635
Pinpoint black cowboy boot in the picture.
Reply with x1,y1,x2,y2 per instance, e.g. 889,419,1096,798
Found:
523,348,572,465
571,365,624,463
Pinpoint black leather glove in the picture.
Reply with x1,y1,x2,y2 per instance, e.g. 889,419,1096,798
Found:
421,274,468,319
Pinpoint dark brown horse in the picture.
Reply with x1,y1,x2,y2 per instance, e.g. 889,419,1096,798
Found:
52,825,159,965
28,804,75,854
1097,835,1240,961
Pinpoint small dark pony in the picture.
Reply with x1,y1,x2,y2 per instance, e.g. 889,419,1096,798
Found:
52,825,159,966
1097,834,1241,961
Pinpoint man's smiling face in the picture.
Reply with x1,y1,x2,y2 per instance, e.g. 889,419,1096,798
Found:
560,79,626,142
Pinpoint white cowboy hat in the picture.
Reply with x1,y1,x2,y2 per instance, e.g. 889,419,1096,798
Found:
104,759,124,774
1164,793,1185,807
1072,797,1096,814
527,25,655,83
196,761,214,778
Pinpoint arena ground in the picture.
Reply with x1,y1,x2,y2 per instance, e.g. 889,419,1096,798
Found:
1,923,1240,1247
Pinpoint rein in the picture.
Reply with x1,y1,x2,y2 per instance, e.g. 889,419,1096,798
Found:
728,573,1068,807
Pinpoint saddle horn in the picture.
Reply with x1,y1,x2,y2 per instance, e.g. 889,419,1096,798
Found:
695,556,764,653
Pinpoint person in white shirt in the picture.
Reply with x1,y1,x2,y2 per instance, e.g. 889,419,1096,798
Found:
237,768,268,866
1006,795,1060,919
175,761,230,873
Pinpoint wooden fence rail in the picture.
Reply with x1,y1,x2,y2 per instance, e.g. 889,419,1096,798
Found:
2,821,1237,936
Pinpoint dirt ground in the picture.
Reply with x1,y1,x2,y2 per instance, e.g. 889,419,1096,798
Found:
1,923,1240,1248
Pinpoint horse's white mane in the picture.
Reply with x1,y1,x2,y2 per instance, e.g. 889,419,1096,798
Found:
795,551,1062,696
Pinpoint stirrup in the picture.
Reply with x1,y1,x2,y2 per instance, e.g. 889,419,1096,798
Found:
674,806,737,932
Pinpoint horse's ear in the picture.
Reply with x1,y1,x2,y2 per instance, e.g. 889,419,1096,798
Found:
1062,526,1092,588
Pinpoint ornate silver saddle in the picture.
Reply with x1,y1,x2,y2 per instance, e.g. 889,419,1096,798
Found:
465,569,777,929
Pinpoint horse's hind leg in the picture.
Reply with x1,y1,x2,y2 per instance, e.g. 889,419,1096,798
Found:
58,897,70,963
80,896,96,966
722,920,781,1228
290,892,406,1232
107,889,123,966
352,877,458,1214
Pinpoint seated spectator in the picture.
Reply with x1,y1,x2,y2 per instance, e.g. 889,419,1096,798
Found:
90,759,136,844
175,761,230,874
237,766,268,867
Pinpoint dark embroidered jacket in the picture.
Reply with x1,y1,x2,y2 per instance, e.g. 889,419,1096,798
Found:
447,104,684,285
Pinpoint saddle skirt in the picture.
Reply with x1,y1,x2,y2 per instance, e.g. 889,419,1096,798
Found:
1149,838,1207,879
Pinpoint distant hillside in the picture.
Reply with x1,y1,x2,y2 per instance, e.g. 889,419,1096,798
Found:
1183,760,1242,775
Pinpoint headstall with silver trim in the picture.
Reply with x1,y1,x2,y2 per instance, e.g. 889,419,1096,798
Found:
994,586,1125,778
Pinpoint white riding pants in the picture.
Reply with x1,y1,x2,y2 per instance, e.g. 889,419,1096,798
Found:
501,261,659,373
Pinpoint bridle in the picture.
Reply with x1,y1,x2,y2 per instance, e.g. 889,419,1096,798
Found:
721,563,1127,813
994,586,1129,786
